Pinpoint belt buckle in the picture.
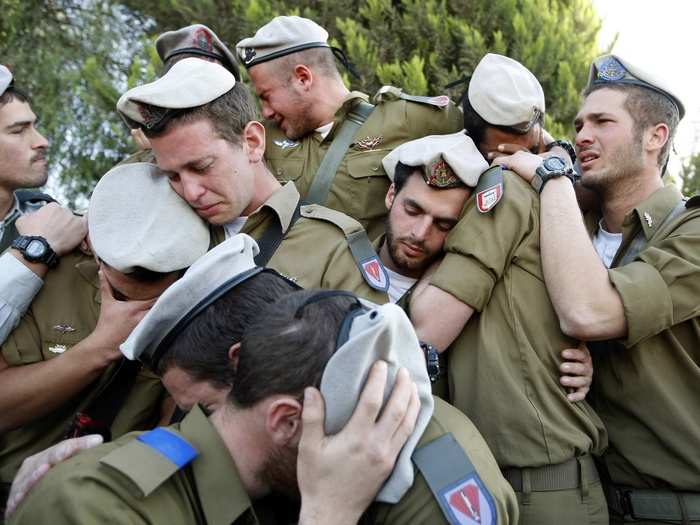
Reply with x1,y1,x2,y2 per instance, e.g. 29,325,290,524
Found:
619,489,635,520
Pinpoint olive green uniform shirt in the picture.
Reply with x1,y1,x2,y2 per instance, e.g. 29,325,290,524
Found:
264,89,463,240
430,172,607,468
0,252,164,484
213,181,389,303
12,399,517,525
585,185,700,490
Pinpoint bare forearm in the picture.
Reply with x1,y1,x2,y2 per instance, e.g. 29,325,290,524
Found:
0,338,117,432
540,178,626,339
410,284,474,351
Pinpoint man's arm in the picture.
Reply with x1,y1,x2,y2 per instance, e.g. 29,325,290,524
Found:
0,271,154,433
494,150,626,340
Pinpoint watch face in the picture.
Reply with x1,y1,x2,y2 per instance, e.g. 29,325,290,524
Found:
544,156,567,171
26,239,47,258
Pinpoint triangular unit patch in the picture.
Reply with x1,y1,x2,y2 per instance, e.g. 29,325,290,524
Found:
359,256,389,292
440,474,497,525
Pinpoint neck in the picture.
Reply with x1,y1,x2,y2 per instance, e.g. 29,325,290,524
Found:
244,163,283,215
0,187,15,219
600,166,663,233
211,407,270,499
313,78,350,126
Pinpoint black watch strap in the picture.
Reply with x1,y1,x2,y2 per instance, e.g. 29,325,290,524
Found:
10,235,59,268
419,341,441,383
545,139,577,165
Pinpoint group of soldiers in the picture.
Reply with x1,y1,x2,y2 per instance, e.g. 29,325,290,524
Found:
0,13,697,525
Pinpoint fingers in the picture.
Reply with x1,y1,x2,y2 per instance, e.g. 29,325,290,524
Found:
346,361,388,429
561,347,589,362
375,367,413,439
566,388,589,403
389,382,420,453
97,270,115,301
559,361,589,376
300,387,326,451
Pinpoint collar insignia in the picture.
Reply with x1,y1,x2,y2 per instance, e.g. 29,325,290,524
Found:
53,324,76,334
644,211,653,227
274,138,300,149
48,344,67,354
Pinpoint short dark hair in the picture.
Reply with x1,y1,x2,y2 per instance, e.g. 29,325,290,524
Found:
0,86,30,109
462,96,543,149
272,47,340,81
156,271,298,388
392,162,422,194
143,83,258,147
583,83,679,168
231,290,357,407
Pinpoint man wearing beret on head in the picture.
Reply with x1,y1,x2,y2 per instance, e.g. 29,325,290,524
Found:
0,162,210,515
117,57,391,303
408,54,608,524
10,233,519,524
0,65,87,345
236,16,463,240
495,53,700,524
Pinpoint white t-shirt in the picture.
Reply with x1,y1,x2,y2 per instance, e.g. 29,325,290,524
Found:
593,220,623,268
385,267,418,304
315,122,334,140
223,216,248,239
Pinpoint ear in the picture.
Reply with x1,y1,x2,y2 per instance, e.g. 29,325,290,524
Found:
645,122,670,158
385,183,397,210
228,342,241,371
243,121,266,163
292,64,313,91
265,397,302,446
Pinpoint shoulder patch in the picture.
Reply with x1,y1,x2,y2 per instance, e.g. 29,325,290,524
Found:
474,165,504,213
441,474,497,525
359,255,390,292
100,428,198,498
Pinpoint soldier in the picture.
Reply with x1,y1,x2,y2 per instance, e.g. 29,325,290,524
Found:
496,54,700,524
0,65,86,344
0,162,210,514
408,54,608,524
10,235,519,524
235,16,463,239
117,56,390,302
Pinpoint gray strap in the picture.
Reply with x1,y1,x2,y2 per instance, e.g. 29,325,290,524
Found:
254,202,302,266
616,199,688,267
626,489,700,521
303,100,375,206
413,433,497,525
346,230,389,292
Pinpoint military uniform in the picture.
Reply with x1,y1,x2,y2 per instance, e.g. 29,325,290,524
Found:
583,185,700,524
0,252,164,490
11,399,517,525
211,181,390,303
429,172,608,524
265,89,463,240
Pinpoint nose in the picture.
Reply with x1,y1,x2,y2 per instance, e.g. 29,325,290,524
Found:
179,175,207,205
32,128,48,150
411,216,432,240
575,122,593,150
261,101,275,120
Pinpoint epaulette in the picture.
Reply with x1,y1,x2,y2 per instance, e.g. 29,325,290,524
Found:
686,195,700,209
301,204,389,292
413,433,497,525
100,428,198,498
14,189,56,206
473,165,504,213
372,85,451,109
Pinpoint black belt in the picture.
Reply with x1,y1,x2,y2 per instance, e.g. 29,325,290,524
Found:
605,485,700,523
502,455,599,492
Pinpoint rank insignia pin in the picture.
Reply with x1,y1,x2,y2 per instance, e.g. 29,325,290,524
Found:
53,324,76,334
48,344,67,354
355,136,383,151
644,212,653,227
274,138,299,149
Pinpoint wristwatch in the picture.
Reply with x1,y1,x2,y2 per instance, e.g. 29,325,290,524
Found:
545,139,577,165
531,156,577,194
11,235,59,268
419,341,441,383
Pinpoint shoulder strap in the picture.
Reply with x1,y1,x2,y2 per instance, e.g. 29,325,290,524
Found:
14,189,56,205
303,100,375,206
64,358,143,441
616,198,689,267
301,205,389,292
373,85,451,108
254,201,302,266
100,427,198,498
412,433,498,525
0,215,20,253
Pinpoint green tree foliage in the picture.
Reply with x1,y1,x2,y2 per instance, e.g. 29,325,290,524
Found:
1,0,602,201
680,151,700,197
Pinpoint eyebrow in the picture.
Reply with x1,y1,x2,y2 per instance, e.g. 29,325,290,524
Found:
5,118,35,131
405,197,460,225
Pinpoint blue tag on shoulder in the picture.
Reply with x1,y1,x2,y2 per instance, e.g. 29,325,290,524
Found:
137,428,198,468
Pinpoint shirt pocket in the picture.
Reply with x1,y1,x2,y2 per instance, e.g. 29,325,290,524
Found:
341,150,392,223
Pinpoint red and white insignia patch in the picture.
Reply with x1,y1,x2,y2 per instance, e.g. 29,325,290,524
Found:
441,475,496,525
476,183,503,213
360,257,389,292
428,95,450,107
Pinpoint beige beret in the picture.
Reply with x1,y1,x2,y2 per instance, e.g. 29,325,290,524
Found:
587,54,685,119
0,65,13,96
468,53,545,132
321,300,434,503
382,132,488,188
116,58,235,130
236,16,330,68
120,234,260,364
156,24,240,80
88,162,210,275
